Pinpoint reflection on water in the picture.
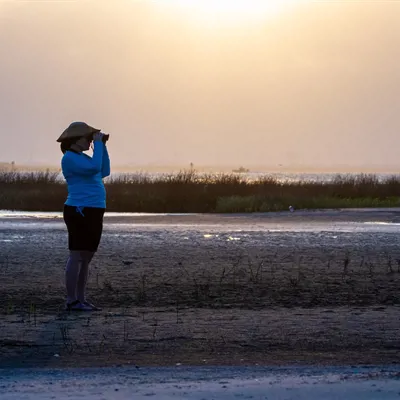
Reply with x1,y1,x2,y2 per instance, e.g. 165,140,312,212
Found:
109,233,145,238
364,221,400,226
203,234,242,241
0,235,25,243
227,236,241,241
2,210,400,234
0,210,197,219
0,210,63,218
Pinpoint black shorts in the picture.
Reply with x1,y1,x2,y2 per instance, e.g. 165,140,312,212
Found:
63,205,105,252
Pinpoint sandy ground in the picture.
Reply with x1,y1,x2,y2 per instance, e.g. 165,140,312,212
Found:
2,366,400,399
1,209,400,368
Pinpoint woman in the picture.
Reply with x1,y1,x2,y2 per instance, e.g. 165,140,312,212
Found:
57,122,111,311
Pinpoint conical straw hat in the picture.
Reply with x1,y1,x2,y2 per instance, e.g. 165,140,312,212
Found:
56,122,100,142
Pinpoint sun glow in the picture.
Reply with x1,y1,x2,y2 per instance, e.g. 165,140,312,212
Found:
155,0,305,25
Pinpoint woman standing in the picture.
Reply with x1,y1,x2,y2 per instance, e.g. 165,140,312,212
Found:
57,122,111,311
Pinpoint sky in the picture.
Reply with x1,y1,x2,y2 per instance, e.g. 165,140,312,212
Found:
0,0,399,170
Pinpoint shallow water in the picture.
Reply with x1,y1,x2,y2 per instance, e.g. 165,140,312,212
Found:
2,209,400,234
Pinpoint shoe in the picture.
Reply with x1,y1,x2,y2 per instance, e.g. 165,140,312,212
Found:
82,301,102,311
65,300,93,312
65,300,79,311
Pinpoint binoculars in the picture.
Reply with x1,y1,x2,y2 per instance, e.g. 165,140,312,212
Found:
87,133,110,143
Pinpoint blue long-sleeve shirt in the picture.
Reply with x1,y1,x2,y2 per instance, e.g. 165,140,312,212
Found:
61,141,111,209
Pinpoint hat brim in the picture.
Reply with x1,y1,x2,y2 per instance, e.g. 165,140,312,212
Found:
56,126,101,142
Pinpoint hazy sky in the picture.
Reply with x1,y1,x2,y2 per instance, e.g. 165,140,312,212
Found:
1,0,399,169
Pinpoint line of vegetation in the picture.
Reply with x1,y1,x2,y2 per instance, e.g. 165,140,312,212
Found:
0,170,399,212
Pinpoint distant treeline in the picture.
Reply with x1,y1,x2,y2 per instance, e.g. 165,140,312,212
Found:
0,170,399,212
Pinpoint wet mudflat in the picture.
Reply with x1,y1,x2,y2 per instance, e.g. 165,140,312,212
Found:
1,209,400,368
2,366,400,400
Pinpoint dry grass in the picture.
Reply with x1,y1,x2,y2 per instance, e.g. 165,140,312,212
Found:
2,250,400,312
1,170,400,212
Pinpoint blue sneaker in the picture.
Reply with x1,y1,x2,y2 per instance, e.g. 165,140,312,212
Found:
82,301,102,311
65,300,93,312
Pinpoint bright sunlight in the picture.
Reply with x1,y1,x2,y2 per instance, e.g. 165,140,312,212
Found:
154,0,306,26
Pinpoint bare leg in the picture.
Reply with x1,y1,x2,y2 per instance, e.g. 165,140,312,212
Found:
65,251,83,304
77,251,95,303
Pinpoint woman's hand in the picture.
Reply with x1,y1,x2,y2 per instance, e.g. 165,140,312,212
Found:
93,132,104,142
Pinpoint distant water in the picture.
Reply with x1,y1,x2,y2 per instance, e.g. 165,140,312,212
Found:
235,171,400,182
